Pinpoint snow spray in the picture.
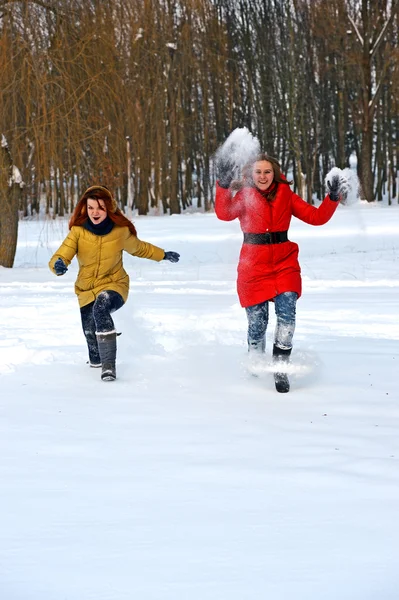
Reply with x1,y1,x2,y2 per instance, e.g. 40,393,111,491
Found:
245,349,320,380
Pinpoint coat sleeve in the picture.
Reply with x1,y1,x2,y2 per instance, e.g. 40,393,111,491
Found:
291,193,339,226
123,231,165,261
215,182,242,221
48,227,79,273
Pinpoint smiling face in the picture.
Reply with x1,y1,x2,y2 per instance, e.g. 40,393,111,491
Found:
252,160,274,191
87,198,107,224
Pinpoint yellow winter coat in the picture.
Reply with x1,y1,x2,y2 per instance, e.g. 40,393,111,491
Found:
49,225,165,307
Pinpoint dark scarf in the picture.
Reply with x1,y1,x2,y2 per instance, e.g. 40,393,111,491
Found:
256,181,277,199
83,216,114,236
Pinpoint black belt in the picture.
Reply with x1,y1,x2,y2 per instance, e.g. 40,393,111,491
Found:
243,231,288,245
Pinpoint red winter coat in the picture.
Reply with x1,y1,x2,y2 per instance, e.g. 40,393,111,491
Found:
215,182,339,307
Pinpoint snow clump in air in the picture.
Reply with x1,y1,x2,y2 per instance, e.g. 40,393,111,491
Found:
214,127,261,174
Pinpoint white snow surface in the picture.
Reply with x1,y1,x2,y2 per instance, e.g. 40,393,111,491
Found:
1,202,399,599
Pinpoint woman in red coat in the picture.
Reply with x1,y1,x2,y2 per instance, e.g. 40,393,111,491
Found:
215,153,342,393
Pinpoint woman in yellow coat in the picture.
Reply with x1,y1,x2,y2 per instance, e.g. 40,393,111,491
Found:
49,185,180,382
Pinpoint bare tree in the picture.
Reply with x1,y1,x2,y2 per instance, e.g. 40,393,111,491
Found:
345,0,398,201
1,0,398,257
0,136,22,267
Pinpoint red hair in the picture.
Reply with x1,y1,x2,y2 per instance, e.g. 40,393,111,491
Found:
69,185,137,236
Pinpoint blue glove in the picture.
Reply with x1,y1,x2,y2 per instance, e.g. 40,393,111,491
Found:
54,257,68,275
163,251,180,263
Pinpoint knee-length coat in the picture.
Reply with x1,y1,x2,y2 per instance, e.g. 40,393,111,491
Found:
215,181,339,307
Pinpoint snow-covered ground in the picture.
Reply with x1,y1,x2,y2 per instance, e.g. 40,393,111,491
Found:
1,202,398,600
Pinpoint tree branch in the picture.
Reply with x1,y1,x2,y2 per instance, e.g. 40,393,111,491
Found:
348,14,364,46
368,57,397,118
370,1,399,61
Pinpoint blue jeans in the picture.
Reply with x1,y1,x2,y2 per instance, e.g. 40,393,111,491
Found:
245,292,297,353
80,290,124,364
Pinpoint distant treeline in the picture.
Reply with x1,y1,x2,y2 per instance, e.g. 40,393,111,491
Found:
0,0,398,217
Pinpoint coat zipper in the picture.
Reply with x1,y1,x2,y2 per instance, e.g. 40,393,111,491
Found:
95,236,102,279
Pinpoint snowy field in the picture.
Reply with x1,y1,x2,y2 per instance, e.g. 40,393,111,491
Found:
1,201,398,599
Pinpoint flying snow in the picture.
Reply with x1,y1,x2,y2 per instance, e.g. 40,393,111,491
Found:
214,127,261,173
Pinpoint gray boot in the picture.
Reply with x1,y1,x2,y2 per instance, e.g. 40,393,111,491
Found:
84,330,101,367
96,331,117,381
273,344,291,393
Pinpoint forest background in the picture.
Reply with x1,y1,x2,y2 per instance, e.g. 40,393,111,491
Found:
0,0,398,267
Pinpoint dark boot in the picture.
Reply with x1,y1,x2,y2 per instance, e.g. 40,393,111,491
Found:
84,330,101,367
273,345,291,393
96,331,117,381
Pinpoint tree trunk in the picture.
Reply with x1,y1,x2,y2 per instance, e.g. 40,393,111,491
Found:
0,184,20,267
360,123,374,201
0,143,20,267
167,49,181,215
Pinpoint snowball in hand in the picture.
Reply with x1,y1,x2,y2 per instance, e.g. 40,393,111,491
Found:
325,166,360,206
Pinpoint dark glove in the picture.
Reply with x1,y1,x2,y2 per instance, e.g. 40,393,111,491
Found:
327,175,341,201
54,257,68,275
216,155,236,189
163,251,180,263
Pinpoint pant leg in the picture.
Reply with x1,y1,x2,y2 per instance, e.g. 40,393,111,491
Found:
80,301,101,365
273,292,298,350
245,300,269,352
92,290,124,334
